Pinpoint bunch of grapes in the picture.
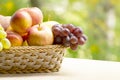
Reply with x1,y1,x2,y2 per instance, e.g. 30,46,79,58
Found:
52,24,87,50
0,25,11,51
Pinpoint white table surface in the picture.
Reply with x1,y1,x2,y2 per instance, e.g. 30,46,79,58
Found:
0,58,120,80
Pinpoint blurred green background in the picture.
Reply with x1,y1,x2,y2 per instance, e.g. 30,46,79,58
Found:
0,0,120,61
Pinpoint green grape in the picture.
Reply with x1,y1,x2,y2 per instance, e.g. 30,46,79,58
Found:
0,30,7,39
1,38,11,49
0,25,4,31
0,42,3,51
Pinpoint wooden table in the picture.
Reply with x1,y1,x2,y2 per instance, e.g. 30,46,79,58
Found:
0,58,120,80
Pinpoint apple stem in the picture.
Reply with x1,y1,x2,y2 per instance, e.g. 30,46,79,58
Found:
38,24,42,30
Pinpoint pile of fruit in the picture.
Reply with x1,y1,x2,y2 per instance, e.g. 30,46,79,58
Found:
0,7,87,51
0,25,11,51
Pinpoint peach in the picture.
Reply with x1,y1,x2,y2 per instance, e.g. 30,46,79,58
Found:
10,10,32,35
20,7,43,26
6,31,23,46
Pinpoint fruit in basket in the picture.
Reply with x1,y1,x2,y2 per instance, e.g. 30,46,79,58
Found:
19,7,43,26
1,38,11,49
10,10,32,35
10,7,43,36
52,24,87,50
27,24,54,46
0,15,11,31
62,24,75,33
40,21,59,29
0,25,11,50
6,31,23,46
0,30,7,39
0,42,3,51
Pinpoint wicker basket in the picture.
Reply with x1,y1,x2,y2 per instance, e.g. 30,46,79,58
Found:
0,45,65,74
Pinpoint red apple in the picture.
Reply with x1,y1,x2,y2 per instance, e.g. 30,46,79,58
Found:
27,24,54,46
6,31,23,46
10,10,32,35
19,7,43,26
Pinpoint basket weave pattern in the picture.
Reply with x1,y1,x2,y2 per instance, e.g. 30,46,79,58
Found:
0,45,65,73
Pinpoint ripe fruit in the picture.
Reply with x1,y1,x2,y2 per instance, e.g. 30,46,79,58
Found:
0,24,11,50
0,30,7,39
54,36,62,44
70,35,78,44
27,24,54,46
0,42,3,51
10,10,32,35
70,43,78,50
78,36,86,45
19,7,43,26
62,36,70,47
62,24,75,33
62,28,70,36
1,38,11,49
73,27,83,38
52,26,62,36
6,31,23,46
52,24,87,50
41,21,59,29
10,7,44,36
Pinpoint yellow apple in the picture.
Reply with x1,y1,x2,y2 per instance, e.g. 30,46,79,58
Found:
27,24,54,46
40,21,59,29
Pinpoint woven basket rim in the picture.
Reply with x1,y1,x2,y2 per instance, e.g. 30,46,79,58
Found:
2,44,65,50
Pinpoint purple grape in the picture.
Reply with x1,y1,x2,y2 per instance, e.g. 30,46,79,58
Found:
69,33,74,37
52,26,61,36
62,24,75,33
70,43,78,50
78,37,85,45
81,34,87,41
62,36,70,47
54,36,62,44
52,23,87,50
70,35,78,44
73,27,83,38
61,28,70,36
